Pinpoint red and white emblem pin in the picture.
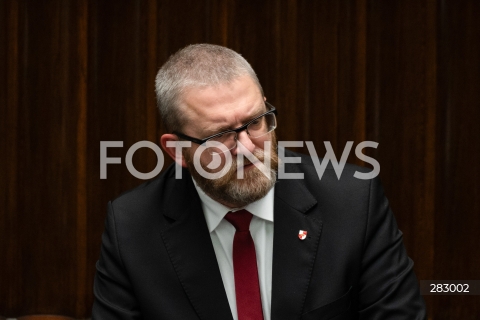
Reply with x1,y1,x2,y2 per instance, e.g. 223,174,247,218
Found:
298,230,307,240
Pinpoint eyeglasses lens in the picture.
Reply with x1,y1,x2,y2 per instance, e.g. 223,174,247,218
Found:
206,113,276,155
248,113,276,138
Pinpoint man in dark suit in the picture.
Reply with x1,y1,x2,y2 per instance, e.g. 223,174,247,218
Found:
93,44,426,319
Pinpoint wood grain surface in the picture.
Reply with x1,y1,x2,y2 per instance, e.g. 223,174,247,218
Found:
1,0,479,318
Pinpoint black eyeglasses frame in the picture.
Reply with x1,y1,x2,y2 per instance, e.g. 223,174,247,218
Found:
173,101,277,146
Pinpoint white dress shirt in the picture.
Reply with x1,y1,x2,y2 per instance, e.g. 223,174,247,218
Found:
192,179,275,320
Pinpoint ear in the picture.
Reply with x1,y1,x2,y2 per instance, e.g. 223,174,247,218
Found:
160,133,188,168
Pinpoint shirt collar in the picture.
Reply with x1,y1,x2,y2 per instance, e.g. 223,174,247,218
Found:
192,177,275,233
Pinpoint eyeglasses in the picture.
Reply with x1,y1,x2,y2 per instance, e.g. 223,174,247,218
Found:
173,102,277,154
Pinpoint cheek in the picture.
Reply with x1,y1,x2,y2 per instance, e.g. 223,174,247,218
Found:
193,147,221,168
188,146,212,164
204,152,235,172
199,151,213,165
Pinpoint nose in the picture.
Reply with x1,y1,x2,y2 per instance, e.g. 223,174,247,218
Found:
232,131,256,155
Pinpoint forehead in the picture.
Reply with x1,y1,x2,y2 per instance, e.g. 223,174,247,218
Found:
179,75,264,136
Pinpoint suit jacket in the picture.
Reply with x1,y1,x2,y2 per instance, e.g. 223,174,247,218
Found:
93,151,426,319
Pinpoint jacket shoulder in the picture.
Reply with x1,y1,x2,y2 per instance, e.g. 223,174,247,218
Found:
109,163,178,214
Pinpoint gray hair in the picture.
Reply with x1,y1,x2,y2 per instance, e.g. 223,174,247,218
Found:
155,44,263,132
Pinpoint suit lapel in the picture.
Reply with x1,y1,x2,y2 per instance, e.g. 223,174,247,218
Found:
271,175,323,320
159,169,233,320
159,165,322,320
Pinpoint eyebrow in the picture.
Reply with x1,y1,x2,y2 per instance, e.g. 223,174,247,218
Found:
205,104,266,135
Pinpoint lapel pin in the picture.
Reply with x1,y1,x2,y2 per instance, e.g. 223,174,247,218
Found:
298,230,307,240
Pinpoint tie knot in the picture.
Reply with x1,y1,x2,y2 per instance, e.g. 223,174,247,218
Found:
224,209,253,232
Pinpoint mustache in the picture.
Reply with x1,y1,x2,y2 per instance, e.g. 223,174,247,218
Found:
238,156,257,166
206,149,265,169
184,142,278,178
235,149,265,167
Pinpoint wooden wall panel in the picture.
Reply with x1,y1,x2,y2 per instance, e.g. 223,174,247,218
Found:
366,0,437,277
1,0,89,316
366,1,439,315
1,0,479,318
0,0,21,313
433,0,480,318
85,0,161,312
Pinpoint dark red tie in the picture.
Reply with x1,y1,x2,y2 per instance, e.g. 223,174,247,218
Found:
224,210,264,320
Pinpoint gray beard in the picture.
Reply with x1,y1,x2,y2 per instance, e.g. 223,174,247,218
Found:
186,148,278,208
